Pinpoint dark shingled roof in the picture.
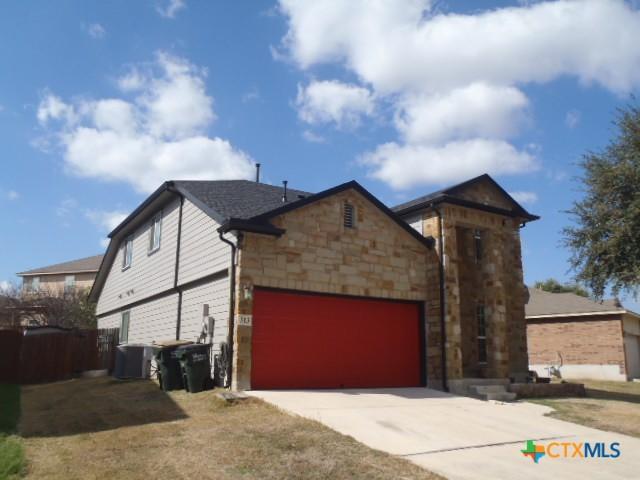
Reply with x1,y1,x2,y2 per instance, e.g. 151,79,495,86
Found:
173,180,313,222
18,254,104,276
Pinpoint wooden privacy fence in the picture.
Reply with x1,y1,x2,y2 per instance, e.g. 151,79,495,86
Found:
0,327,119,384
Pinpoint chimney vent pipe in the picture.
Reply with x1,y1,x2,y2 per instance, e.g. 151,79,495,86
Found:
255,163,261,183
282,180,288,203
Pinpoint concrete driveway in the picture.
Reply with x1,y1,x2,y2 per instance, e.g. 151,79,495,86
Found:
249,388,640,479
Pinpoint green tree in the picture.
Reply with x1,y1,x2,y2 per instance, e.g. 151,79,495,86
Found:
563,102,640,299
533,278,589,298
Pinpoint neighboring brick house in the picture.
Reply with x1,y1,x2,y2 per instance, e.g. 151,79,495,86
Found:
90,174,538,391
526,288,640,381
17,254,104,296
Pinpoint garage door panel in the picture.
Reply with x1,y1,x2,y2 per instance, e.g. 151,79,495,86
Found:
251,289,422,389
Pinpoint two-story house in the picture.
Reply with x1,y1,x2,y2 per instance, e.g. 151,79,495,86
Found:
90,174,538,392
18,254,104,296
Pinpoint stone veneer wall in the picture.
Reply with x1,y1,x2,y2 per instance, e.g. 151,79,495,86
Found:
231,189,431,390
421,203,529,382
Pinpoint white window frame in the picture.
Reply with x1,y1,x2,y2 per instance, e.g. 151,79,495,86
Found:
31,276,40,292
148,212,162,254
64,275,76,293
474,229,483,264
122,236,133,270
119,311,130,344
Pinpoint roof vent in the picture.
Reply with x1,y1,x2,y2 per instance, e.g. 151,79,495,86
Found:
344,202,355,228
282,180,288,203
255,163,261,183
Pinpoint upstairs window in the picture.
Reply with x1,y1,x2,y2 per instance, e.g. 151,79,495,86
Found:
64,275,76,293
473,229,483,263
344,202,356,229
477,304,487,364
149,213,162,253
119,311,130,344
122,236,133,270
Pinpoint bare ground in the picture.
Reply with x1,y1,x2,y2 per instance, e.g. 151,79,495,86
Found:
19,377,442,480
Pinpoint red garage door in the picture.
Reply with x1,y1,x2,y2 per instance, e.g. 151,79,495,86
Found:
251,289,423,389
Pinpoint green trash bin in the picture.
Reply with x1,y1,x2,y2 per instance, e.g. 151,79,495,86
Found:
154,342,191,391
176,344,213,393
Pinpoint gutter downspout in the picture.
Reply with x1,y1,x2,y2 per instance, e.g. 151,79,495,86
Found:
218,230,238,389
167,185,185,340
433,204,449,392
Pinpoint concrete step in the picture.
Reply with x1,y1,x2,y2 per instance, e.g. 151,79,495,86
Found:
484,391,517,402
468,385,508,396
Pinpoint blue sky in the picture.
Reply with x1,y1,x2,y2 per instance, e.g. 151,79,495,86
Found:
1,0,639,307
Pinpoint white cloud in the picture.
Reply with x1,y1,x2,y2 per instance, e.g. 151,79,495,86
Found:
85,23,106,39
56,198,78,218
361,139,538,190
395,83,529,145
36,52,254,193
37,93,77,125
157,0,186,19
301,130,325,143
6,190,19,200
0,280,11,292
280,0,640,94
565,109,581,129
242,87,260,103
296,80,374,128
85,209,129,232
508,191,538,205
278,0,640,188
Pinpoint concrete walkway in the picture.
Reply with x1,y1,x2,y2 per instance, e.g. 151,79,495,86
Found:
249,388,640,479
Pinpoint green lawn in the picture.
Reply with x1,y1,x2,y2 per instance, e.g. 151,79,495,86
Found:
0,384,24,480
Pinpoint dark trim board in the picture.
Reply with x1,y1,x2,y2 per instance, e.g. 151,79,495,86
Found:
96,269,229,319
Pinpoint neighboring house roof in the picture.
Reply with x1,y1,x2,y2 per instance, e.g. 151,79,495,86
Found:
392,173,539,222
17,254,104,276
525,287,635,319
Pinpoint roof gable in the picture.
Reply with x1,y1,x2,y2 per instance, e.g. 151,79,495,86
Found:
392,174,539,221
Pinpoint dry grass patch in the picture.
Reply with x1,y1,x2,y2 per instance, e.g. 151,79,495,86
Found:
19,377,442,480
528,380,640,438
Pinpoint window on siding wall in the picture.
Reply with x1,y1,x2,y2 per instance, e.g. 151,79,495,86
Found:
149,213,162,253
26,276,40,292
344,202,356,228
64,275,76,293
122,236,133,269
120,311,130,343
477,304,487,364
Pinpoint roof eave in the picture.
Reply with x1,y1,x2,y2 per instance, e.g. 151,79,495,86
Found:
395,194,540,222
217,218,285,237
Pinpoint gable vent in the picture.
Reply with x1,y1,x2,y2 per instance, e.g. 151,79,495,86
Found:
343,202,355,228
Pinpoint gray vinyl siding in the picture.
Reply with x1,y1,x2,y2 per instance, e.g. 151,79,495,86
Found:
96,198,181,315
98,293,179,344
177,199,231,285
179,276,230,357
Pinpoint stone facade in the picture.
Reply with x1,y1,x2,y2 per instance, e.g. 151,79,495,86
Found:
230,180,531,390
527,316,626,376
232,189,431,390
417,189,529,383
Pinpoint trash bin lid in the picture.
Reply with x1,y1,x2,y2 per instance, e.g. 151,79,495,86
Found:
153,339,193,347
